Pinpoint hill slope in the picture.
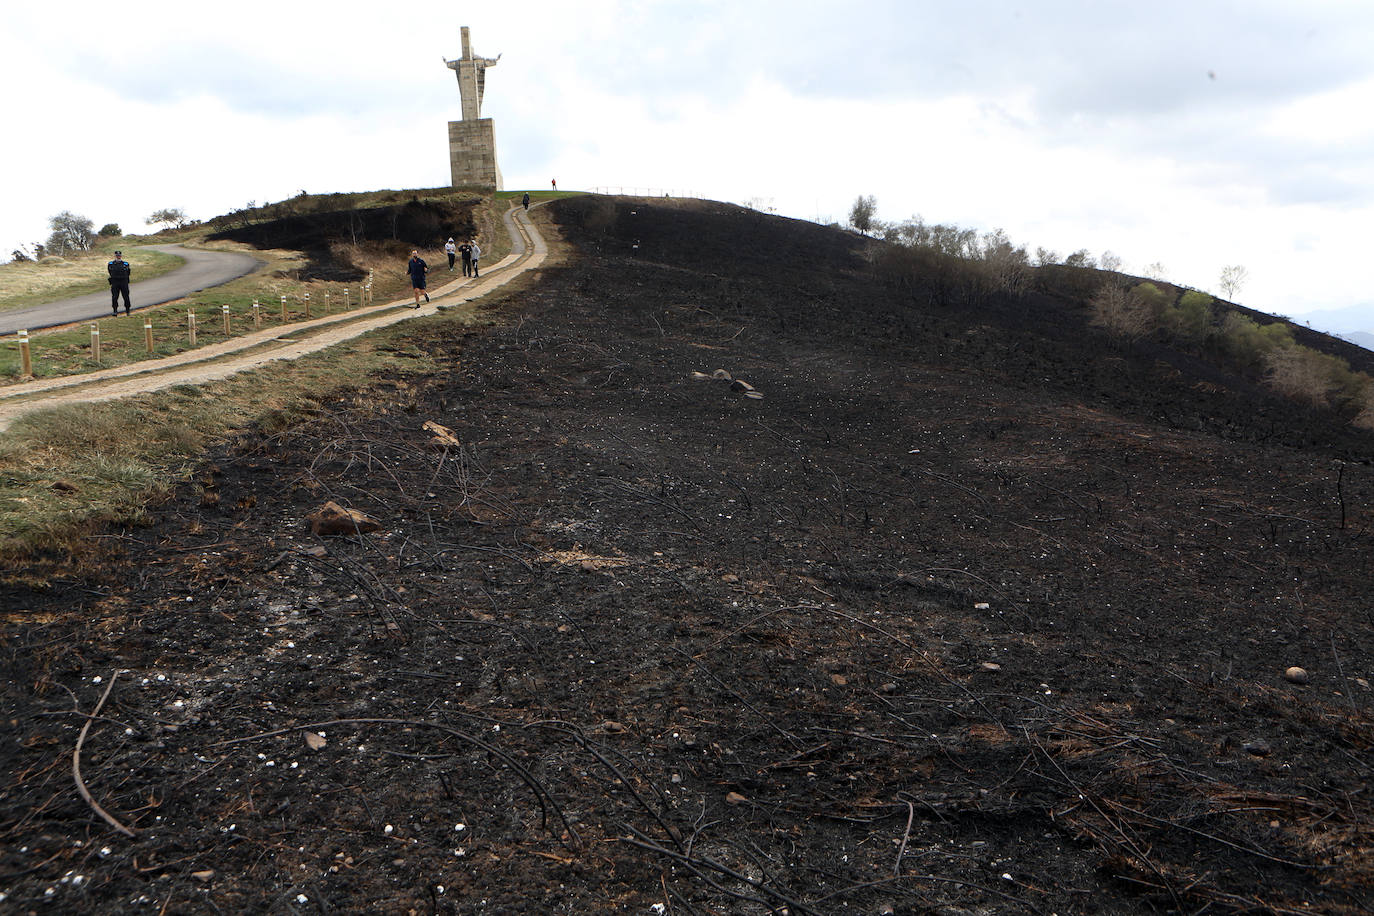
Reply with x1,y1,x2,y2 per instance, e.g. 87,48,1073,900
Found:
2,197,1371,914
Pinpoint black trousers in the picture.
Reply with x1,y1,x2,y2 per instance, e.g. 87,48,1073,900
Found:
461,255,472,277
447,252,456,269
110,280,131,313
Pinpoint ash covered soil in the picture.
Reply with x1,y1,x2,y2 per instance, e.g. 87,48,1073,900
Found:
3,198,1373,914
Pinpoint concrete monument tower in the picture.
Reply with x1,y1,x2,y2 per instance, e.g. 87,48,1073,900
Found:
444,26,502,189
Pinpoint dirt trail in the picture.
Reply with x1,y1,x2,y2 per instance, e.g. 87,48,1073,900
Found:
0,203,549,432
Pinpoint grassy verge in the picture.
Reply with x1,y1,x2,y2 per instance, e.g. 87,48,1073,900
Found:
0,245,186,314
0,302,490,575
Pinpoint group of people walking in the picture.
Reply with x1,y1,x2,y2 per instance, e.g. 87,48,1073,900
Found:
441,237,483,277
407,236,482,308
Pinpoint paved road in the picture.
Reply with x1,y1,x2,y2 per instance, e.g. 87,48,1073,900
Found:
0,245,264,335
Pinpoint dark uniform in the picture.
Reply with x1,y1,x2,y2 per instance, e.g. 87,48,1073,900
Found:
458,242,473,277
522,192,530,210
108,253,132,315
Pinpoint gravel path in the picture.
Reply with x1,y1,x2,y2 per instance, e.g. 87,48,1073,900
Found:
0,204,548,432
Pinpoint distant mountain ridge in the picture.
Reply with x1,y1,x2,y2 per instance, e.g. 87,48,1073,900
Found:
1340,330,1374,352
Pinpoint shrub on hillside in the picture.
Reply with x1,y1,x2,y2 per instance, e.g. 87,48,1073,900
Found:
1089,284,1155,338
1167,290,1213,344
1263,344,1371,414
98,223,121,237
1218,313,1293,370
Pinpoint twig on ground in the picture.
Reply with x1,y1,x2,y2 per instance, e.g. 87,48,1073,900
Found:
72,670,136,838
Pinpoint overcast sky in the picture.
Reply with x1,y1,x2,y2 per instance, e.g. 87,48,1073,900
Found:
4,1,1373,331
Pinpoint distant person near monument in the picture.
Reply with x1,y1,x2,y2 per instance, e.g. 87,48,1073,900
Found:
458,240,473,277
551,178,557,191
522,192,530,210
108,251,132,316
407,250,429,307
470,241,482,278
445,237,457,271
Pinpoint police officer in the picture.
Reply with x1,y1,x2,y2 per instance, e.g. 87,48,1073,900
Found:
108,250,132,316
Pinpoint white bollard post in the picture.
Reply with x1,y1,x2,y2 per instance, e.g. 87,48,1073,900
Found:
91,324,100,364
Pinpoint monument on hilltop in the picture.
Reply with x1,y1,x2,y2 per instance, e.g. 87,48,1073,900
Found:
444,26,502,190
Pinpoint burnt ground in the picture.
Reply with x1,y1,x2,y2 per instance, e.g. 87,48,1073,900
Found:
2,197,1373,915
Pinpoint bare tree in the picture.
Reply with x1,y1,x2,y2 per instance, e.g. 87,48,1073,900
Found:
1218,264,1249,299
848,195,878,236
147,207,189,230
1143,261,1168,281
45,211,96,254
1064,249,1097,269
1099,251,1122,272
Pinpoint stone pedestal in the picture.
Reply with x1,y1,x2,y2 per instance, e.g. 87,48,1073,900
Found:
448,119,502,190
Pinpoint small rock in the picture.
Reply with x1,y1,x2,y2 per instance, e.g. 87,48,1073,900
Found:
721,573,739,583
881,682,898,693
302,545,328,558
1356,677,1370,689
600,720,627,734
691,371,712,380
725,791,748,805
711,368,732,381
304,731,327,750
830,673,848,686
306,501,381,537
191,870,215,882
50,480,79,493
1284,666,1309,684
1243,740,1272,757
980,661,1002,672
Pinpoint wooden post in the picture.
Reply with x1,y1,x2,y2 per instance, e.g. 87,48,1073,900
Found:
188,310,197,346
221,304,231,335
303,291,310,319
344,287,350,309
144,319,154,353
18,329,32,376
365,282,372,304
280,295,288,322
91,324,100,364
252,298,261,328
324,291,331,313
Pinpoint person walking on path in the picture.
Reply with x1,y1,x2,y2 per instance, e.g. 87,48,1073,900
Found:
458,240,473,277
470,240,482,278
108,250,132,316
444,237,457,271
407,250,429,307
522,192,530,210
